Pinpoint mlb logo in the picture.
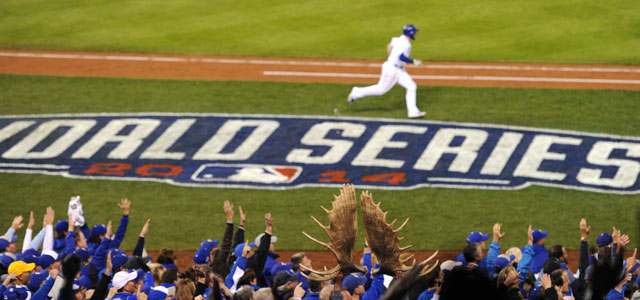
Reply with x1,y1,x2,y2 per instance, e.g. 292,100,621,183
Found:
191,163,302,184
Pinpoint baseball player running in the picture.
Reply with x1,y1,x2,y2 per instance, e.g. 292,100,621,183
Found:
348,24,426,118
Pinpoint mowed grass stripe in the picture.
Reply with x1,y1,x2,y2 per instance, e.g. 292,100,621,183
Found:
0,0,639,64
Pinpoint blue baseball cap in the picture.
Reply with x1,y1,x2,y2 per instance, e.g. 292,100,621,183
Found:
466,231,490,243
193,239,219,264
55,220,69,234
148,286,169,300
74,248,90,261
532,229,549,243
37,250,59,269
270,262,293,279
342,273,368,295
74,276,91,289
91,224,107,239
494,254,516,270
112,252,129,271
234,242,256,258
28,270,49,292
0,236,18,250
19,248,41,264
596,233,613,246
0,254,15,268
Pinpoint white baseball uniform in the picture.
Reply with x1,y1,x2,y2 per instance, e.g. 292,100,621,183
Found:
349,35,422,117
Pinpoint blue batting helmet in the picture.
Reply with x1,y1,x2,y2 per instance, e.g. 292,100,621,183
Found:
403,24,419,39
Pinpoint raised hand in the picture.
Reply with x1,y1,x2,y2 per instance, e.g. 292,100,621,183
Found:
293,282,305,299
118,198,131,216
49,267,59,279
223,200,234,222
107,286,118,299
28,211,35,230
11,215,24,230
2,272,16,287
626,248,638,272
527,224,533,246
493,223,505,242
139,219,151,238
503,271,521,287
76,231,87,248
238,206,246,228
137,286,148,300
612,226,620,244
242,240,251,257
44,207,55,226
106,220,113,239
68,214,74,232
619,234,630,250
579,218,590,240
265,213,273,234
106,250,113,275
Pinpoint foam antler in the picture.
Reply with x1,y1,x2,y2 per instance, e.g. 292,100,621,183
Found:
361,191,438,274
301,184,367,278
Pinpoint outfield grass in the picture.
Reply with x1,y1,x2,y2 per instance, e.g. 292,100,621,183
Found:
0,73,638,251
1,0,639,64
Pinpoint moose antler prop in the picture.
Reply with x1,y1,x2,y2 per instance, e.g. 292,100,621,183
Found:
302,184,367,277
360,191,438,276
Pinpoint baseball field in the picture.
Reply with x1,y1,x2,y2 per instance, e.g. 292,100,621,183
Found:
1,0,639,269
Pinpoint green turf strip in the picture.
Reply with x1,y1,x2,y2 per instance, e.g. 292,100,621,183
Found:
0,74,639,250
0,0,639,64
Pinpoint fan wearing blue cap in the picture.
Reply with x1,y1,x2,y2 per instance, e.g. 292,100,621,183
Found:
193,239,219,265
2,215,24,254
454,229,490,272
53,220,69,252
485,223,508,279
342,273,367,297
224,241,255,292
526,228,549,274
87,224,107,255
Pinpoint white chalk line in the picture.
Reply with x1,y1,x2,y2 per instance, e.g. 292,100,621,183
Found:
1,51,639,74
263,71,640,85
428,177,511,185
0,163,70,169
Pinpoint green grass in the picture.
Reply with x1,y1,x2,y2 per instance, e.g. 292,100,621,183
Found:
1,73,639,251
1,0,639,64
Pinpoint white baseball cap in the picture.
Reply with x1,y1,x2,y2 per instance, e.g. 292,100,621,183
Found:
112,270,138,289
440,260,462,272
255,233,277,247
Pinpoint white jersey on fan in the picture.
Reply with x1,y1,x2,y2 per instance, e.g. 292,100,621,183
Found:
387,35,412,69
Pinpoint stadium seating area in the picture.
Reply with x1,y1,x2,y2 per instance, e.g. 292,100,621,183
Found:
1,197,638,300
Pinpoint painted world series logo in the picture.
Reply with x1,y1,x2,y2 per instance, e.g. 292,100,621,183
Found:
0,113,638,194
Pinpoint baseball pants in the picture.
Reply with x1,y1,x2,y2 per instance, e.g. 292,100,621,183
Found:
350,61,420,116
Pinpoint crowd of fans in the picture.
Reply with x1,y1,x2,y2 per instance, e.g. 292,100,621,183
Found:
0,196,638,300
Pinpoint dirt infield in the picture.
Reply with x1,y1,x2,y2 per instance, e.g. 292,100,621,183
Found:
1,49,640,90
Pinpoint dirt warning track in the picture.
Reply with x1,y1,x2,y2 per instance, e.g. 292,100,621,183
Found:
1,49,640,90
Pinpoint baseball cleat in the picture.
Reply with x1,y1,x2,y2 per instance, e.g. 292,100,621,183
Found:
347,88,356,104
408,111,426,119
347,93,355,104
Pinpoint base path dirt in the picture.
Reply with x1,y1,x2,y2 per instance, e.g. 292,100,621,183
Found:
1,49,640,90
